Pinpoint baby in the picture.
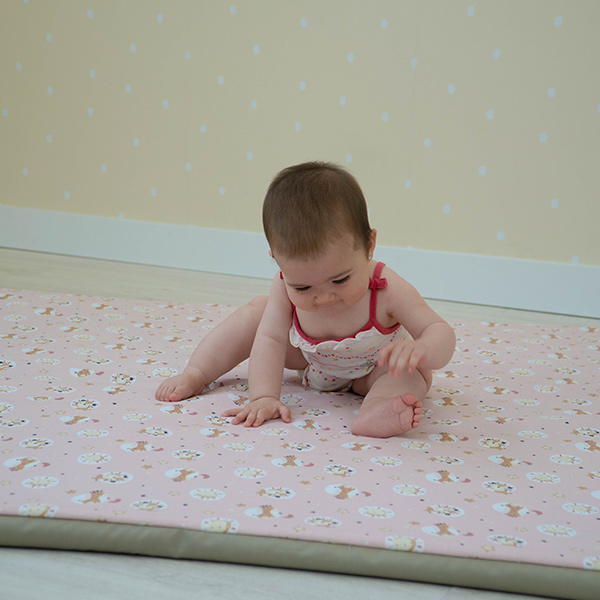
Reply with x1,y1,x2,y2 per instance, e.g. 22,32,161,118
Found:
156,161,456,438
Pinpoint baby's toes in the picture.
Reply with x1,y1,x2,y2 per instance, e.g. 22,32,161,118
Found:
156,381,179,402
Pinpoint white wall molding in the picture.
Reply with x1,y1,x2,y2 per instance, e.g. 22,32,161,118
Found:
1,205,599,318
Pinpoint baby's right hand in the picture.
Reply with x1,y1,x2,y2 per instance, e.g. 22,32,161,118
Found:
222,397,291,427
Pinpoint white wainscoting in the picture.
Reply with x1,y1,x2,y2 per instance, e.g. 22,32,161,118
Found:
1,205,598,318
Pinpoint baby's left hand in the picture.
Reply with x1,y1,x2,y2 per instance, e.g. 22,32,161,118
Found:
378,338,432,378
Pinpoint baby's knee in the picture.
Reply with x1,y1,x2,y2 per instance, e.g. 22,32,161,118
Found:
417,368,433,391
247,295,269,313
241,295,269,326
248,295,268,307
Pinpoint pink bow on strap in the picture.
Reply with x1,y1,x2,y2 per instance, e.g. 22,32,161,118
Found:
369,277,387,290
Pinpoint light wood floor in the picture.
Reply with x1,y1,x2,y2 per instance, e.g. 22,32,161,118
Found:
1,247,596,600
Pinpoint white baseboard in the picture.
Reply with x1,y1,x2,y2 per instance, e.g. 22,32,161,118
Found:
1,205,598,318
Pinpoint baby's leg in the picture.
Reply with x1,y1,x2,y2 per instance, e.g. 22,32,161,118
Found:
350,366,430,438
155,296,268,402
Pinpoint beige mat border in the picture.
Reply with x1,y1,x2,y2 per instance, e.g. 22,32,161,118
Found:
0,516,596,600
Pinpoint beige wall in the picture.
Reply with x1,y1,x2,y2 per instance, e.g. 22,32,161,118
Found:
1,0,599,266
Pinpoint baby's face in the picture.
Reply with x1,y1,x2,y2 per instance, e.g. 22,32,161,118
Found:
276,235,372,314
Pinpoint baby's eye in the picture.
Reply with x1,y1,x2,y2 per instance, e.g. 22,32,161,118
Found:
294,286,311,293
333,276,350,285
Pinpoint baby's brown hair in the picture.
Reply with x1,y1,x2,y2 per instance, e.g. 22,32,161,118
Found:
263,161,373,259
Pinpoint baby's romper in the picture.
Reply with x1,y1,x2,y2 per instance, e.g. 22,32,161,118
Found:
289,262,407,392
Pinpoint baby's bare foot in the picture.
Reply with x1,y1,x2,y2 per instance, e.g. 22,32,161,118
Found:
155,371,207,403
351,393,423,438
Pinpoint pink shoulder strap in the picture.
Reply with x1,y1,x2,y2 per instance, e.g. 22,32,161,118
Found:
368,262,387,322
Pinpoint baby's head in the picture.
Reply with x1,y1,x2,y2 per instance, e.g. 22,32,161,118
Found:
263,161,374,260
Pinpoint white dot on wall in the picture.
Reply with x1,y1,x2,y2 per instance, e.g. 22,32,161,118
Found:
47,86,54,95
247,151,254,160
118,212,125,220
22,167,28,176
250,99,258,109
185,50,191,60
230,5,237,15
157,13,164,23
380,18,389,29
87,9,93,19
548,87,556,99
539,133,548,143
295,122,302,132
301,17,308,28
479,166,487,175
46,134,52,143
424,138,431,148
486,109,494,119
16,62,22,71
443,204,451,214
551,198,559,208
130,43,136,52
64,191,70,199
448,84,456,94
2,109,8,117
126,84,132,93
467,6,475,16
571,255,579,265
253,44,260,55
405,179,412,189
101,164,107,173
218,76,224,85
497,231,505,241
185,162,191,171
492,49,501,60
382,112,389,122
163,100,169,109
299,81,306,91
88,107,94,116
151,188,157,197
339,96,347,106
554,16,563,28
46,33,52,42
89,69,96,79
133,138,140,147
347,52,355,63
410,58,418,69
345,154,352,163
200,124,207,133
219,186,225,196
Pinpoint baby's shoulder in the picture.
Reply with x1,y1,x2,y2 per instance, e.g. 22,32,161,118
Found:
378,265,424,312
378,264,414,292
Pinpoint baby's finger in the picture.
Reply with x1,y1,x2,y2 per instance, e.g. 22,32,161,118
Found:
279,405,292,423
387,346,411,376
245,408,266,428
228,406,254,425
378,343,399,367
221,407,244,418
409,346,430,373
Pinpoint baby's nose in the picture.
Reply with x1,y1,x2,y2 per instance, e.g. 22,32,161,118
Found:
316,292,336,305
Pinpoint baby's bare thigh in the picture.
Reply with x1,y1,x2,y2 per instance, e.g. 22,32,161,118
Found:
284,344,308,371
352,365,432,397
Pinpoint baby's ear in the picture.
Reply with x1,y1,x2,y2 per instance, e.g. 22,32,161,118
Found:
369,229,378,255
268,249,273,258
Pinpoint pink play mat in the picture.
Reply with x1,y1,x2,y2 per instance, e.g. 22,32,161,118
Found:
0,289,598,599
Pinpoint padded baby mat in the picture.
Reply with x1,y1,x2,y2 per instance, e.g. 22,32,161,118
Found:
0,288,598,599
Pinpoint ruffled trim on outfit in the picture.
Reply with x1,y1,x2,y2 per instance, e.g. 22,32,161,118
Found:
289,324,404,355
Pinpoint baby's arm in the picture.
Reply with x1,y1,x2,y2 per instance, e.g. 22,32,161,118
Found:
222,276,293,427
378,272,456,377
